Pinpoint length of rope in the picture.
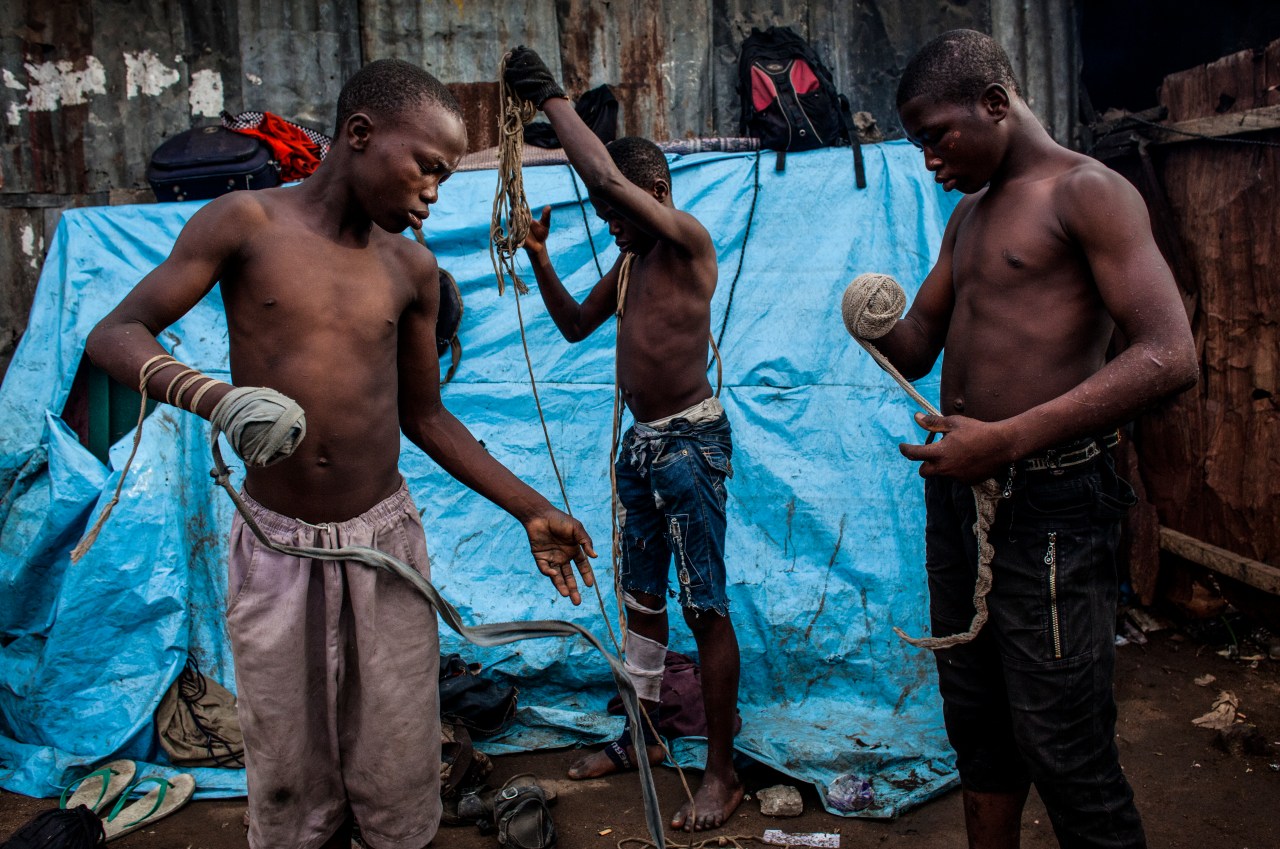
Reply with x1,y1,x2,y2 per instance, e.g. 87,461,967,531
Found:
490,53,595,621
489,60,698,829
488,63,706,834
490,55,537,297
841,273,999,650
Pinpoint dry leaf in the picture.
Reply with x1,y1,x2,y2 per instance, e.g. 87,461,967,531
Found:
1191,690,1239,730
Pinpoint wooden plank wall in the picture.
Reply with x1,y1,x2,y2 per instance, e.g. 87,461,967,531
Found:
1130,41,1280,573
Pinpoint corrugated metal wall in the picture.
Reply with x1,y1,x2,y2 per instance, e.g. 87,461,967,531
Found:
0,0,1079,377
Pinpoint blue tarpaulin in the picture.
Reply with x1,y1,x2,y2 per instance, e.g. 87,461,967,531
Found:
0,143,961,817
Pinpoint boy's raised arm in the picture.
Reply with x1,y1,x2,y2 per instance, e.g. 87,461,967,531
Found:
522,205,620,342
503,46,705,255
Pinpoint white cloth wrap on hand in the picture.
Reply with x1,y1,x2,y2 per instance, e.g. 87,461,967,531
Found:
841,272,906,341
210,386,307,468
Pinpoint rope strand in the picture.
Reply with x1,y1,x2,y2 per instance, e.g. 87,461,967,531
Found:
490,66,696,834
71,353,184,562
842,273,998,649
490,53,537,296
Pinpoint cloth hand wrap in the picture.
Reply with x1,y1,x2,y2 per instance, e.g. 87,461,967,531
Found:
210,386,307,468
842,273,906,341
503,46,566,108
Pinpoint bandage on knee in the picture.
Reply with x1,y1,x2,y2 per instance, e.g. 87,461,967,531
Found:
622,630,666,703
622,590,666,616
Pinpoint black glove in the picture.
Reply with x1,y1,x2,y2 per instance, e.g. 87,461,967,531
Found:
503,46,566,108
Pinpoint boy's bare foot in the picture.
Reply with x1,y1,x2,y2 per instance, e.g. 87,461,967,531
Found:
670,773,744,832
567,740,665,779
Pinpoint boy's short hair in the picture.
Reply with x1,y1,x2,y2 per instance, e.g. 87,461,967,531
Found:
335,59,463,132
606,137,671,190
896,29,1020,108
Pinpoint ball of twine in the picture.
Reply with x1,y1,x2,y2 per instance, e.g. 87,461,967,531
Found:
841,273,906,341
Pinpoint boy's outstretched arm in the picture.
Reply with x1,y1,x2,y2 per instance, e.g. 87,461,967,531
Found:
900,168,1197,483
397,244,596,603
522,205,619,342
85,193,259,417
504,46,707,255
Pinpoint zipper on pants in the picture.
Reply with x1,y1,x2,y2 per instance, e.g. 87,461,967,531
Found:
1045,531,1062,659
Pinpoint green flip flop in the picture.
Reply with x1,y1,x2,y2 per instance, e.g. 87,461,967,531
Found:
59,759,137,815
102,773,196,841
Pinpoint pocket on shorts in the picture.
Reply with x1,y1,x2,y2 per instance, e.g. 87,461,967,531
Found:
1000,526,1100,666
699,445,733,479
1092,474,1137,520
381,503,432,584
650,444,685,471
1018,475,1092,525
226,533,264,614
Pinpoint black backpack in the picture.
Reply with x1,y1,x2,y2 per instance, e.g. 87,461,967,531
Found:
524,84,619,149
737,26,866,187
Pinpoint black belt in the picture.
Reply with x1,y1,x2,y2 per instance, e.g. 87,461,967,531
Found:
1018,430,1121,473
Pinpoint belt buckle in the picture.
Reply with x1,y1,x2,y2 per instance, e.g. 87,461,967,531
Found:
1056,441,1100,469
1044,447,1061,470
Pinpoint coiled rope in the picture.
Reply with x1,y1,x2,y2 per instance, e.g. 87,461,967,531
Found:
842,273,998,649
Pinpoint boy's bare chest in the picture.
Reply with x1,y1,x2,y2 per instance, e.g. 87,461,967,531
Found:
229,236,409,338
951,190,1081,293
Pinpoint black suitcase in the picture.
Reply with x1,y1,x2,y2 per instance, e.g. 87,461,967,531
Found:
147,125,280,202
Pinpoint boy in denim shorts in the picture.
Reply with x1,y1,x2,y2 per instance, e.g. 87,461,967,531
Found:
505,46,744,832
870,31,1196,848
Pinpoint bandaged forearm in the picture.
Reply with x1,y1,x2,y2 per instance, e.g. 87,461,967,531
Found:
140,354,306,468
622,630,666,702
210,386,307,468
141,353,230,416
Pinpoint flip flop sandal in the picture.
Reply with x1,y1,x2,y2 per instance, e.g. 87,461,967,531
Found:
602,721,661,773
59,759,137,815
602,740,634,771
101,773,196,841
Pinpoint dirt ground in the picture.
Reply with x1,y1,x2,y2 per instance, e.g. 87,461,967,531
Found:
3,629,1277,848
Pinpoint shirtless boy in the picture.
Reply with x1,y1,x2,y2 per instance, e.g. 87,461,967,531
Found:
86,59,595,849
502,46,743,832
869,30,1196,849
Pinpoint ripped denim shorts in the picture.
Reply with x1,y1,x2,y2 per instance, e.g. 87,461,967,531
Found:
614,409,732,616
